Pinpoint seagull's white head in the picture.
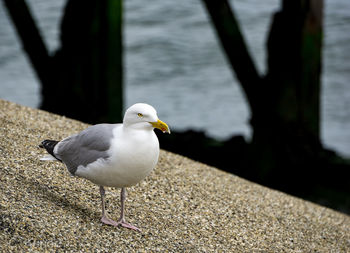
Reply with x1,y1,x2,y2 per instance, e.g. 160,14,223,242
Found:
123,103,170,133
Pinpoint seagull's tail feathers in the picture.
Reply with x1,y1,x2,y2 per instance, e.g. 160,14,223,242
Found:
39,140,62,162
40,154,58,161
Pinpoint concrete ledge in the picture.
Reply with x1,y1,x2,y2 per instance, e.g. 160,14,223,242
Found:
0,99,349,252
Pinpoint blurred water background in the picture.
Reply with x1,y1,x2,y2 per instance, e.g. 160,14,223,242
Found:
1,0,349,157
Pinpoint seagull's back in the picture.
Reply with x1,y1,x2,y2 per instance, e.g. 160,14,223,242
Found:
54,123,117,175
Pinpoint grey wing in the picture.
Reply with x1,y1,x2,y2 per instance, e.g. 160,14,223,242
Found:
55,123,118,174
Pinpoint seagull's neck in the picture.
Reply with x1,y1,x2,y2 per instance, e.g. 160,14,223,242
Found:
123,122,154,133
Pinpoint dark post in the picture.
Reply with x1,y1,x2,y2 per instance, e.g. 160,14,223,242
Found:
3,0,52,87
3,0,124,124
201,0,261,111
44,0,124,123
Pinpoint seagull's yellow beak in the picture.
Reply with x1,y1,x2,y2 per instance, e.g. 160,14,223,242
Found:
150,119,170,134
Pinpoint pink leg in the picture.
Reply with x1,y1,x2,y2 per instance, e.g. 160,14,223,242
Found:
99,186,140,232
100,186,119,226
117,187,141,231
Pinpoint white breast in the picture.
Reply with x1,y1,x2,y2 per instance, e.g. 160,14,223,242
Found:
75,126,160,188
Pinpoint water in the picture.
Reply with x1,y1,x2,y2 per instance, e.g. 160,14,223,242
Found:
1,0,349,157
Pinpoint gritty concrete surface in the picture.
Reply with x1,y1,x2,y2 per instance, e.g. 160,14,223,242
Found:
0,99,349,252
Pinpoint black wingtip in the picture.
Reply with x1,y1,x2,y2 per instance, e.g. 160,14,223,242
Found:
40,140,61,161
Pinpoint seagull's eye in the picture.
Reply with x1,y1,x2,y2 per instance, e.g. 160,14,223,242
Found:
137,113,143,118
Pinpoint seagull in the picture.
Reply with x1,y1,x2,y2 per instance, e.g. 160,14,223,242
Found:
39,103,170,231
